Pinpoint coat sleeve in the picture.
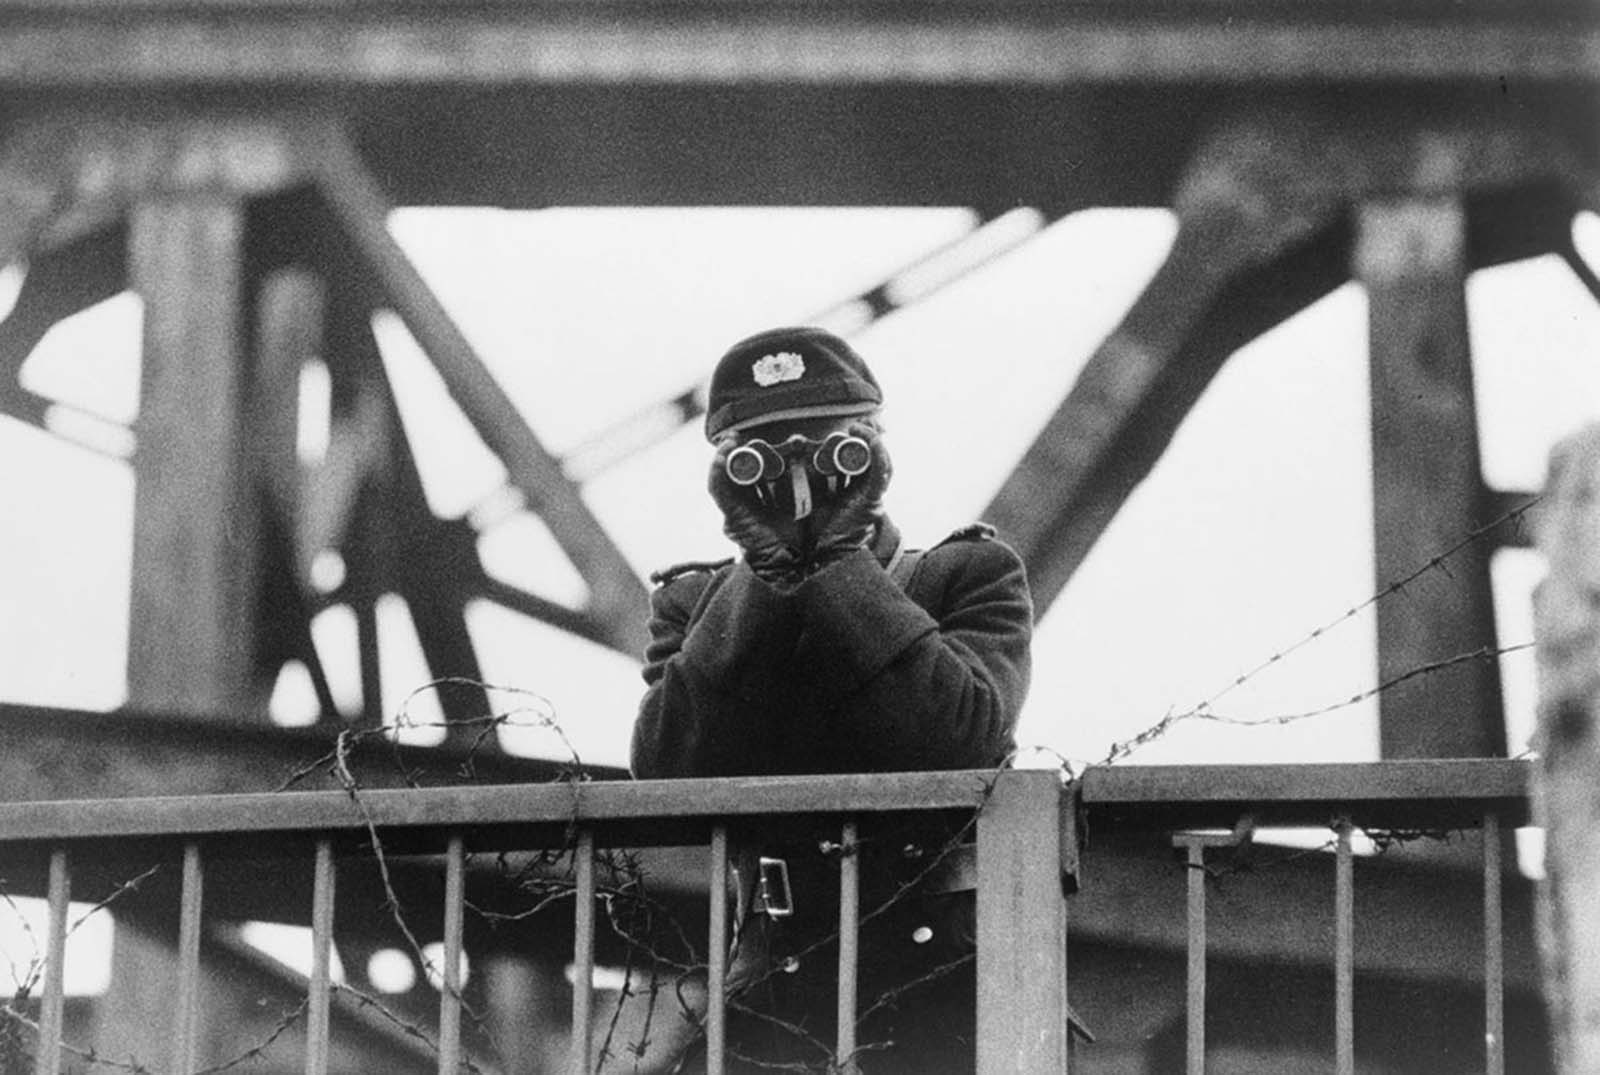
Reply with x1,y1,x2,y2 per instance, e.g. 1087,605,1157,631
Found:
789,539,1032,771
629,562,801,779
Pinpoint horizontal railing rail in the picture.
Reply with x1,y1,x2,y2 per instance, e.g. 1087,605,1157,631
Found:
1081,758,1532,1075
0,768,1070,1075
0,759,1536,1075
1078,757,1532,829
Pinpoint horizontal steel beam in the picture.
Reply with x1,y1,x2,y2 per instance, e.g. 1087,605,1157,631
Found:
0,702,627,803
0,7,1589,88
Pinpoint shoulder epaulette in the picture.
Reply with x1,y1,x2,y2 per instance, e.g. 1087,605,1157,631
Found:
649,557,734,586
935,522,997,547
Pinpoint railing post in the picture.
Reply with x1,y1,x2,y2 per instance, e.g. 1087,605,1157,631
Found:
1174,837,1208,1075
976,770,1068,1074
706,825,729,1075
570,828,597,1075
37,848,69,1075
172,842,204,1074
1483,812,1504,1075
1334,818,1355,1075
1170,824,1252,1075
836,820,860,1074
306,839,336,1075
439,833,466,1074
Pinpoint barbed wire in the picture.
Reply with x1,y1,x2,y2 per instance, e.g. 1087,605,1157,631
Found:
3,491,1546,1071
1088,494,1542,771
1195,494,1540,717
0,648,1512,1074
1095,640,1535,770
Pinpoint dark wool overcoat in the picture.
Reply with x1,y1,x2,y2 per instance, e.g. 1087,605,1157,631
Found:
630,520,1033,779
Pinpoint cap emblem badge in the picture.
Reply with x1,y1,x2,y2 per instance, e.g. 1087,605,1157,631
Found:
752,352,806,387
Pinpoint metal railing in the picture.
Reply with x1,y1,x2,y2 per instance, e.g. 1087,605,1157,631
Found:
0,758,1533,1073
0,768,1071,1074
1080,757,1532,1075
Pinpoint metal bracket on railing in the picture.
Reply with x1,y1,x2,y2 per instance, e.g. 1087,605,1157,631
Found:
1171,813,1258,879
756,855,795,918
1061,779,1084,894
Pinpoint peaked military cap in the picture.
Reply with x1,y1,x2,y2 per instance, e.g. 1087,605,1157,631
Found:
704,326,883,441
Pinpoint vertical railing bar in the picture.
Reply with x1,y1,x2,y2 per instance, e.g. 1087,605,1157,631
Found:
173,842,204,1075
1335,819,1354,1075
836,820,860,1074
36,848,69,1075
306,839,336,1075
706,825,729,1075
1185,841,1206,1075
438,833,466,1074
1483,812,1504,1075
569,828,597,1075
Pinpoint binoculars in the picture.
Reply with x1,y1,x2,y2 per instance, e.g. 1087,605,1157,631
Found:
726,432,872,487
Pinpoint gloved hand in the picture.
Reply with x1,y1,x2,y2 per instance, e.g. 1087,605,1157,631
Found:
709,435,804,583
806,422,891,566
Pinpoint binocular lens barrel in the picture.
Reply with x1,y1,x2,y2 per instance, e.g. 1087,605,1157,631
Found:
818,433,871,478
726,441,785,486
725,433,870,485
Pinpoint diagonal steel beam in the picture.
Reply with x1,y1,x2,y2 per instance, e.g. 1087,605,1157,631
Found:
474,573,628,652
0,378,48,427
301,122,649,655
296,204,631,723
0,224,136,454
559,206,1051,482
257,503,342,721
316,276,497,732
984,135,1346,616
1561,232,1600,305
985,105,1584,619
0,222,126,377
390,513,495,732
0,381,135,462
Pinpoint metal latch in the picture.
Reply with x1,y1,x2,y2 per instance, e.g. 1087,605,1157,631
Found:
757,856,794,918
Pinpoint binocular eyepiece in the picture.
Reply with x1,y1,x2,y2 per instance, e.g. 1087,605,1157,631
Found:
726,432,871,487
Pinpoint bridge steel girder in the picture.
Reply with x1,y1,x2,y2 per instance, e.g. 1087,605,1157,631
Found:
0,701,625,803
983,108,1353,615
984,103,1589,607
303,122,651,656
126,193,265,717
986,107,1583,761
1358,197,1505,759
0,113,652,744
0,5,1582,212
0,0,1589,90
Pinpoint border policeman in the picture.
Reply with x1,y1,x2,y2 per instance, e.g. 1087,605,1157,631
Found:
630,326,1034,1072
